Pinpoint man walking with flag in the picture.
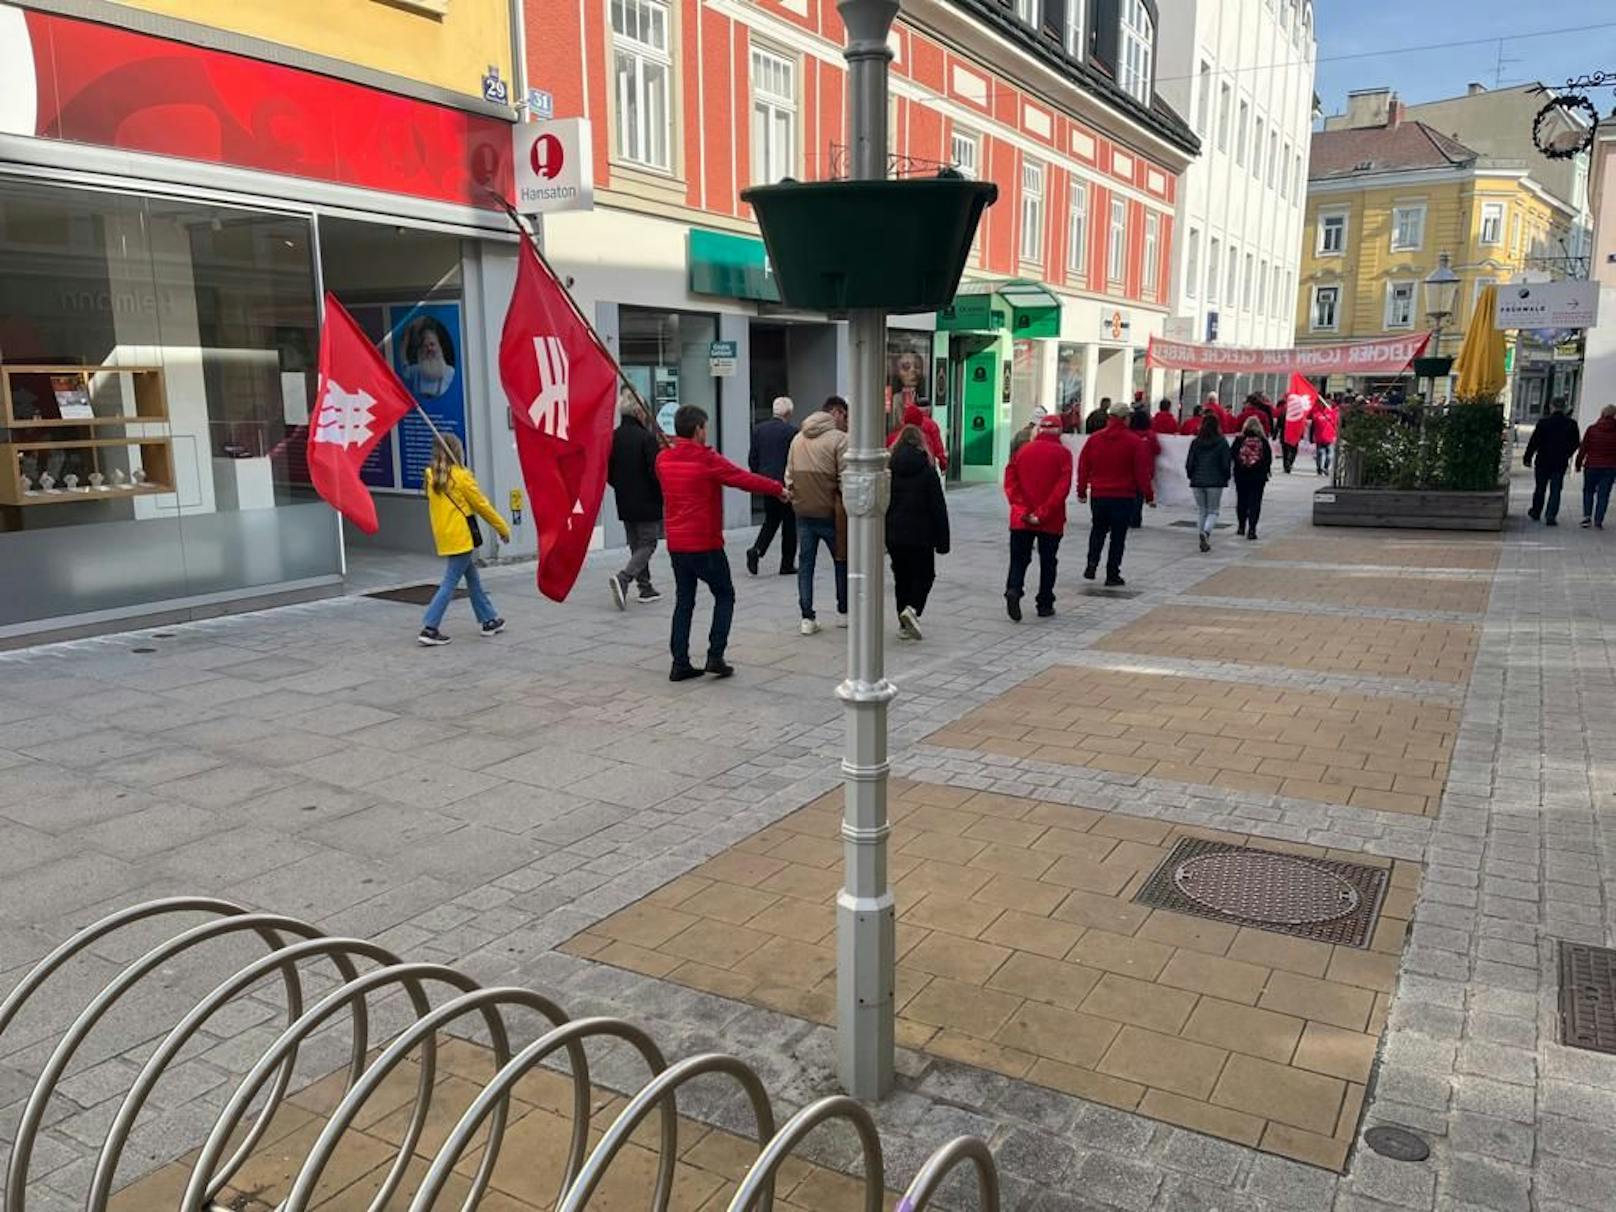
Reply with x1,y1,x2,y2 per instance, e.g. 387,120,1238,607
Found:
657,404,789,681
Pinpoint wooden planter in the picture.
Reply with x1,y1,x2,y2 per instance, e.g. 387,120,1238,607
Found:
1313,485,1510,531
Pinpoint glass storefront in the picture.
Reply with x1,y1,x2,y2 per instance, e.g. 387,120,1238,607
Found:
0,179,340,631
619,307,719,443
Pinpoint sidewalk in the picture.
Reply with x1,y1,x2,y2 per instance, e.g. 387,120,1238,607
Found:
2,462,1612,1210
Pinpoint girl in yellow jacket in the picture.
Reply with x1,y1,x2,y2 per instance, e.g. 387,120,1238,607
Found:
418,434,512,646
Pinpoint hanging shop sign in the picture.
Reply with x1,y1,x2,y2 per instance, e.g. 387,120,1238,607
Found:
1146,332,1432,377
513,119,595,214
1494,281,1600,330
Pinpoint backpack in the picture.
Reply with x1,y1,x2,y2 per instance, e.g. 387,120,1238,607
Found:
1236,436,1266,470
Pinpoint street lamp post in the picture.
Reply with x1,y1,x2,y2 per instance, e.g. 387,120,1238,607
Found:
834,0,899,1101
1423,252,1461,401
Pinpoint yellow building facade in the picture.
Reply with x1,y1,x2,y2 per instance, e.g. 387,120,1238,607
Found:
103,0,513,102
1299,116,1575,395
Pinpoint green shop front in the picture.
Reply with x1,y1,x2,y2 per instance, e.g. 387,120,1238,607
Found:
933,282,1061,484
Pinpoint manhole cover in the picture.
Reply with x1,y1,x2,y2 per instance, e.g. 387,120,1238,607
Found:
1559,941,1616,1052
1364,1125,1429,1162
1134,837,1390,948
1173,851,1360,924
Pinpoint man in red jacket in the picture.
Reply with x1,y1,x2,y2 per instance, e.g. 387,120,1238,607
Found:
1150,399,1179,435
1003,414,1073,621
656,405,788,681
887,401,949,471
1178,405,1204,436
1576,404,1616,528
1078,401,1155,586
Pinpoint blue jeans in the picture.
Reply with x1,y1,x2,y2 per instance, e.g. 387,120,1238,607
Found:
423,552,497,629
1192,486,1223,534
670,549,735,668
796,515,847,620
1583,467,1616,523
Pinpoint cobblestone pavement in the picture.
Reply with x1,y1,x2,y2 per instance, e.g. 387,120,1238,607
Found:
1,464,1612,1211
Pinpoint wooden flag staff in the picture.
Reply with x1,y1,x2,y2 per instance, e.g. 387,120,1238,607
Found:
485,192,672,449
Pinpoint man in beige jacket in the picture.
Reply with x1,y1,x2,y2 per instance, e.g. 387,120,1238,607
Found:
785,396,850,634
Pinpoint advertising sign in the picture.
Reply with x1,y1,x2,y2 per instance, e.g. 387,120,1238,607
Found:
1101,309,1131,342
708,341,738,376
1494,281,1600,330
513,118,595,214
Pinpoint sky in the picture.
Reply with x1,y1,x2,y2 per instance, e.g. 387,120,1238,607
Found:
1310,2,1616,120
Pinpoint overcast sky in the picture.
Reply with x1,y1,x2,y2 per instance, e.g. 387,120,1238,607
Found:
1310,3,1616,119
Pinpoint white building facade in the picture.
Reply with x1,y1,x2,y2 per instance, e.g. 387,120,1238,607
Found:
1155,0,1317,403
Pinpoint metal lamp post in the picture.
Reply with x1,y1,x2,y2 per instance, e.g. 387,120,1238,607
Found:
835,0,899,1101
1423,252,1461,400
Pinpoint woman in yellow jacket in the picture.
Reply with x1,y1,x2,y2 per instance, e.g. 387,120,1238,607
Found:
418,434,512,646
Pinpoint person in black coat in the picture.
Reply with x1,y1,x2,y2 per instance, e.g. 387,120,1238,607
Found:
886,426,950,642
605,394,665,607
1230,417,1274,541
745,396,799,575
1084,397,1112,434
1524,397,1581,526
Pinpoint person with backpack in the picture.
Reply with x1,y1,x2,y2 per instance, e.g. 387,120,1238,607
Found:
1185,412,1233,552
418,434,510,646
1231,417,1273,541
886,425,950,640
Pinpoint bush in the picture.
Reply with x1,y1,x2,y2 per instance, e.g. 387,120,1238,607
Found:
1337,402,1505,491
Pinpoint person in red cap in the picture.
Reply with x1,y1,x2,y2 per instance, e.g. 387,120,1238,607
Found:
1077,401,1155,586
1003,413,1074,620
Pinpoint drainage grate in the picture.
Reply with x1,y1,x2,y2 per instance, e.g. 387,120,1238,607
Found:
364,584,466,606
1133,837,1390,949
1559,941,1616,1053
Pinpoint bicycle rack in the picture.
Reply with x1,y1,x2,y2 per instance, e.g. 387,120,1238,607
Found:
0,897,1000,1211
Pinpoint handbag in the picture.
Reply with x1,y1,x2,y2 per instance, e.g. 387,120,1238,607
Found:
450,485,484,548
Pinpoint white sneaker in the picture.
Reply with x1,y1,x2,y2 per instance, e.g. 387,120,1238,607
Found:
836,613,849,628
800,618,821,636
898,607,923,641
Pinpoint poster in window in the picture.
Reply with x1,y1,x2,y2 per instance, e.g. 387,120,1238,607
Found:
886,330,932,415
391,302,470,492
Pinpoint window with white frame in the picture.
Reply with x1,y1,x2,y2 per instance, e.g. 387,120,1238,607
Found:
1143,213,1160,297
1236,100,1249,166
1268,132,1279,189
1312,284,1340,330
1227,244,1239,306
1196,60,1212,136
1014,0,1038,28
1385,281,1416,328
1185,226,1201,297
1258,259,1269,315
1218,83,1231,151
1253,116,1265,180
1317,212,1346,255
950,129,978,178
1118,0,1154,105
612,0,674,171
1067,182,1089,278
1280,139,1292,198
1066,0,1087,57
750,47,796,185
1480,201,1504,246
1509,212,1521,254
1207,236,1221,302
1391,204,1426,251
1021,160,1045,263
1243,252,1254,310
1108,196,1127,283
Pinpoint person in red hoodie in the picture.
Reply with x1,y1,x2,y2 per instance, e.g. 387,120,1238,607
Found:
656,405,788,681
887,401,949,471
1003,414,1074,621
1235,395,1269,434
1310,398,1339,477
1576,404,1616,529
1077,401,1155,586
1178,405,1204,436
1150,399,1180,435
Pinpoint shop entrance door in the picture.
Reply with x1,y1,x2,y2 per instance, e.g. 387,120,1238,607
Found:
960,343,999,472
942,335,997,481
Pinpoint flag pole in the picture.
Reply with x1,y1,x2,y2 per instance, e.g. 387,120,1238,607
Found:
484,191,670,447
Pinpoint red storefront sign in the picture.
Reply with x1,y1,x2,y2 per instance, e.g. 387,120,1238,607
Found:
1146,332,1433,377
1,8,513,209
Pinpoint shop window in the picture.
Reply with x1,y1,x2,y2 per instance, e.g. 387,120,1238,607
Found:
750,46,797,185
618,307,719,443
0,179,337,629
1143,213,1160,300
1057,342,1085,412
612,0,674,172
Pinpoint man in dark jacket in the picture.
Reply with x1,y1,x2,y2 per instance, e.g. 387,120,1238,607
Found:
745,396,798,575
1524,397,1580,525
606,394,664,609
1084,397,1112,434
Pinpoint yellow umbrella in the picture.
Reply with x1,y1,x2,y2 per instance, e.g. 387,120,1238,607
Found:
1454,284,1508,400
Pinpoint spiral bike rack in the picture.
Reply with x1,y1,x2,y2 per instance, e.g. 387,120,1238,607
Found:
0,897,1000,1211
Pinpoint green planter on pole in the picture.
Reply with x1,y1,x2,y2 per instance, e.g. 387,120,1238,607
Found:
740,174,998,313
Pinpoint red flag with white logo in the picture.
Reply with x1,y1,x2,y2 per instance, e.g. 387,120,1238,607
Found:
1284,372,1321,446
308,294,416,534
499,239,617,602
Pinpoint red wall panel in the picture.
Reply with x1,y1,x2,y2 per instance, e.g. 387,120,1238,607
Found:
700,7,733,214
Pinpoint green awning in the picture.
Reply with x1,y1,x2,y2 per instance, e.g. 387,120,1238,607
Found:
936,279,1060,338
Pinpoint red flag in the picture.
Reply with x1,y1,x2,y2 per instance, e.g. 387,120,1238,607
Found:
499,240,618,602
1284,373,1321,445
308,294,415,534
